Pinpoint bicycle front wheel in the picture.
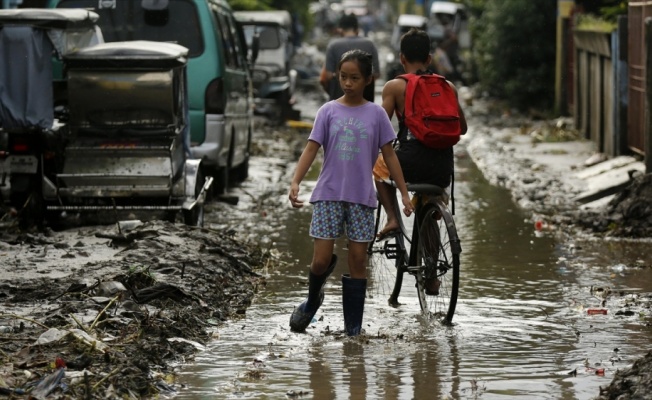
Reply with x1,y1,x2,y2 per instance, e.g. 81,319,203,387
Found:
413,203,460,324
367,205,406,307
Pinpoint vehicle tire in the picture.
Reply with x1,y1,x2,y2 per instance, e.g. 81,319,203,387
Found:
367,202,407,307
413,203,460,324
231,155,249,184
275,88,291,126
211,165,229,197
10,174,45,230
231,127,251,184
183,169,205,227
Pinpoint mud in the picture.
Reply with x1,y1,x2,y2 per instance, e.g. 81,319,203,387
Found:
577,173,652,238
465,97,652,241
596,350,652,400
0,220,272,398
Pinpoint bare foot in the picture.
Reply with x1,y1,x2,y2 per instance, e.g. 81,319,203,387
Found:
377,222,400,240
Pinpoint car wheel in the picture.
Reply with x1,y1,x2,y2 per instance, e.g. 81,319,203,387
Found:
211,165,229,196
232,155,249,183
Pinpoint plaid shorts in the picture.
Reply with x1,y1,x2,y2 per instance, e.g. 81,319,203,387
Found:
309,201,376,242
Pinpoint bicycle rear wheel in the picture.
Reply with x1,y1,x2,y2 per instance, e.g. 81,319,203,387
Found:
367,204,406,307
413,203,460,324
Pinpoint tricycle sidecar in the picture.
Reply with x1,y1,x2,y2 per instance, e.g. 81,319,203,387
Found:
44,40,211,226
0,8,102,228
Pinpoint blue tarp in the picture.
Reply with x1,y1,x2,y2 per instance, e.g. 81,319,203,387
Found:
0,25,54,130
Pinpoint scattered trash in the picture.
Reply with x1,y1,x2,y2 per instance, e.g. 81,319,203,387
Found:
29,366,65,400
117,219,143,233
587,309,608,315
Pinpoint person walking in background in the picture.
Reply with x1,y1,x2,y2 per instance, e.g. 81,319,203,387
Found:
360,10,374,37
431,40,454,77
319,13,380,102
289,50,413,336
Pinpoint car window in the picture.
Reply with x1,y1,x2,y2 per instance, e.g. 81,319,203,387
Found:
56,0,203,57
225,14,246,68
211,6,236,68
242,25,280,50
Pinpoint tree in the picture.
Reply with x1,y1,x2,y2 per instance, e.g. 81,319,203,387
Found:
465,0,557,112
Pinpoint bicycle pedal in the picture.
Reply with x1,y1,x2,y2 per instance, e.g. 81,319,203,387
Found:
384,242,401,259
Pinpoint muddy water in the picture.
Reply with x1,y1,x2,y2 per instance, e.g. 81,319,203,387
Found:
175,136,652,399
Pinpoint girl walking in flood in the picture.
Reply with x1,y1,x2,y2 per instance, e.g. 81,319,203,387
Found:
288,49,413,336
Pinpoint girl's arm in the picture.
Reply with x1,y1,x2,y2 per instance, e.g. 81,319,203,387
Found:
380,143,414,216
289,140,321,208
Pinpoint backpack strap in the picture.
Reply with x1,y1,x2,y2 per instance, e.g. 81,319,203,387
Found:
398,73,419,123
396,73,418,142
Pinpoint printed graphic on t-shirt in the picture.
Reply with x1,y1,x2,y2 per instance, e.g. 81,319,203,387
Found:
330,116,369,161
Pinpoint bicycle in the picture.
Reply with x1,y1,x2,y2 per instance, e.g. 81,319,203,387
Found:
367,180,461,324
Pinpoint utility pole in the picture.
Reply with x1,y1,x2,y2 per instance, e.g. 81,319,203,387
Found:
554,0,574,116
646,18,652,173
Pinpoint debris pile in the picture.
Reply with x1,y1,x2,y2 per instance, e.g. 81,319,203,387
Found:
0,221,272,398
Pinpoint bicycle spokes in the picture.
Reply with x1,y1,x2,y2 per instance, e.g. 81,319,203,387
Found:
414,206,459,324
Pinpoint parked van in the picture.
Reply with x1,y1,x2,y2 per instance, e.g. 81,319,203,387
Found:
47,0,254,194
234,10,298,124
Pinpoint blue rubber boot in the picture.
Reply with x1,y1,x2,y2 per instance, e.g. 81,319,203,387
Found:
342,274,367,336
289,254,337,332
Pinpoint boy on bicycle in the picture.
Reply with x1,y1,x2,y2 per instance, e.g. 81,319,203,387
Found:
372,28,468,293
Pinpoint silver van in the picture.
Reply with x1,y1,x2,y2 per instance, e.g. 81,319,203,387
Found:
235,10,298,124
49,0,255,194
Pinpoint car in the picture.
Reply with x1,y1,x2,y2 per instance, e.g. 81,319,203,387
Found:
234,10,299,124
48,0,256,195
391,14,428,52
385,14,428,82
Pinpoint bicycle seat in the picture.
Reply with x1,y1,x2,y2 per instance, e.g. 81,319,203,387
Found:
405,183,445,196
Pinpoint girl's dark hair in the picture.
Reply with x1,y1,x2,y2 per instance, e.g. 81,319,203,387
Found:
400,28,431,64
338,49,373,78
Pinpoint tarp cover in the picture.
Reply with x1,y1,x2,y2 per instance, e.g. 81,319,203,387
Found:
0,25,54,130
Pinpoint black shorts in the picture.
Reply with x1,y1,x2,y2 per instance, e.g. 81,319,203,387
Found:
395,140,453,187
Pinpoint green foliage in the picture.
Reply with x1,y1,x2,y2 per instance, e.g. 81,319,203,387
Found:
228,0,272,11
600,1,628,22
575,13,617,32
467,0,557,111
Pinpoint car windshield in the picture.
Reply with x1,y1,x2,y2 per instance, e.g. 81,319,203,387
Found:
242,25,280,50
56,0,203,56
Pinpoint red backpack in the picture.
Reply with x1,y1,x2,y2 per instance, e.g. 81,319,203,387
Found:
399,73,461,148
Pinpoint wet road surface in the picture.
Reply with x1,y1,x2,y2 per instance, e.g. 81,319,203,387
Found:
171,101,652,399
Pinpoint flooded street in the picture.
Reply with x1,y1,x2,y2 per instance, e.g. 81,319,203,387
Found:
173,90,652,399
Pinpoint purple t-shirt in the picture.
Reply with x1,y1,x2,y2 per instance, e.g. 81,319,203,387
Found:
308,101,396,208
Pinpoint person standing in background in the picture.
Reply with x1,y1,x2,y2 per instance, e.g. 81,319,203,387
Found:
319,13,380,102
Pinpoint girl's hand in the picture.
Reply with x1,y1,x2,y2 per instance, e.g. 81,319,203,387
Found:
400,194,414,217
289,184,304,208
